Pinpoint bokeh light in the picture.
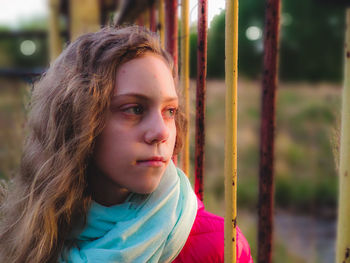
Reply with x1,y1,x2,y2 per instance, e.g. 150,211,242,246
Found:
281,13,293,26
245,26,262,41
20,40,36,56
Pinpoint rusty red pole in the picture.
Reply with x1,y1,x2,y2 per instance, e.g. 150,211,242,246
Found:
164,0,178,73
165,0,178,165
136,14,144,27
150,3,157,32
194,0,207,201
257,0,281,262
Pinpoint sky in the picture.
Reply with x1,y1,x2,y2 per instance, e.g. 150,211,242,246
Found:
0,0,226,29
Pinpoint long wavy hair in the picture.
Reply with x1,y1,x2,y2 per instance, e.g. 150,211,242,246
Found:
0,25,186,263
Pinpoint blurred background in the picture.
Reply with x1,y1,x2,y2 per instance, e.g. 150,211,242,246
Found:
0,0,345,262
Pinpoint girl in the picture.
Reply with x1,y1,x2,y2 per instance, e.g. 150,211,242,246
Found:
0,26,252,262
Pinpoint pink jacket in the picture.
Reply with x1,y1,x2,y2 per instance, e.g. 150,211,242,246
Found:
173,198,253,263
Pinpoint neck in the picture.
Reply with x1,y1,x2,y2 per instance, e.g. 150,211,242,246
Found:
88,166,130,207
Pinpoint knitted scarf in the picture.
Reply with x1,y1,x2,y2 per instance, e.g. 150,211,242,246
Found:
60,161,197,263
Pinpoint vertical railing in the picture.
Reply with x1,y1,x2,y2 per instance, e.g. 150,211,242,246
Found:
165,0,178,165
194,0,208,201
180,0,190,176
257,0,281,262
144,10,150,30
48,0,62,61
136,14,144,27
69,0,100,40
150,3,157,32
158,0,165,48
336,8,350,263
224,0,239,261
165,0,178,73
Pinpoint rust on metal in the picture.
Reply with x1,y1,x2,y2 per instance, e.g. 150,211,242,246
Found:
165,0,178,166
257,0,281,262
164,0,178,74
157,0,165,47
136,13,144,26
149,2,157,32
194,0,208,201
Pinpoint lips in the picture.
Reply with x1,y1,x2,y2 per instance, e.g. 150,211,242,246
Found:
136,156,166,167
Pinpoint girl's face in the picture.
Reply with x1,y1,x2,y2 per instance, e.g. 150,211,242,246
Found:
92,54,178,204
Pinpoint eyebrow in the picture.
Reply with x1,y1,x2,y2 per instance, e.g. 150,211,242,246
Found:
112,93,178,103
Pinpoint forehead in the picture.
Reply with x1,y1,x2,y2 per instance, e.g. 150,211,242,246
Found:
114,54,177,99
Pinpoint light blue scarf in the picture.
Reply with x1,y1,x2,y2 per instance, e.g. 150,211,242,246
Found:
60,161,197,263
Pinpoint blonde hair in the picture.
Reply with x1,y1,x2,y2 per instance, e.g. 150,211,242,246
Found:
0,25,186,263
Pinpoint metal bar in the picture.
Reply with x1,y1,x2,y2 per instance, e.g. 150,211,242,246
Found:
336,8,350,263
144,10,150,30
49,0,62,61
224,0,239,261
150,3,157,32
257,0,281,262
158,0,165,48
164,0,178,73
180,0,190,176
165,0,178,165
136,13,144,26
194,0,207,201
70,0,100,40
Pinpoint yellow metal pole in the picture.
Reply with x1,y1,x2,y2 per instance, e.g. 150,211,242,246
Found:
70,0,100,41
158,0,165,48
48,0,62,61
144,10,150,30
224,0,238,262
336,8,350,263
180,0,190,176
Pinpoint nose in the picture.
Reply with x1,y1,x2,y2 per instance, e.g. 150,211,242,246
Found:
144,111,170,144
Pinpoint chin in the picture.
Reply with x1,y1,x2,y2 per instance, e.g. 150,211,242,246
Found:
133,187,158,195
133,178,162,195
131,165,168,194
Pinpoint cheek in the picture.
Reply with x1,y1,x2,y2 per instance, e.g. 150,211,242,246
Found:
93,134,115,169
93,126,124,164
96,120,131,149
